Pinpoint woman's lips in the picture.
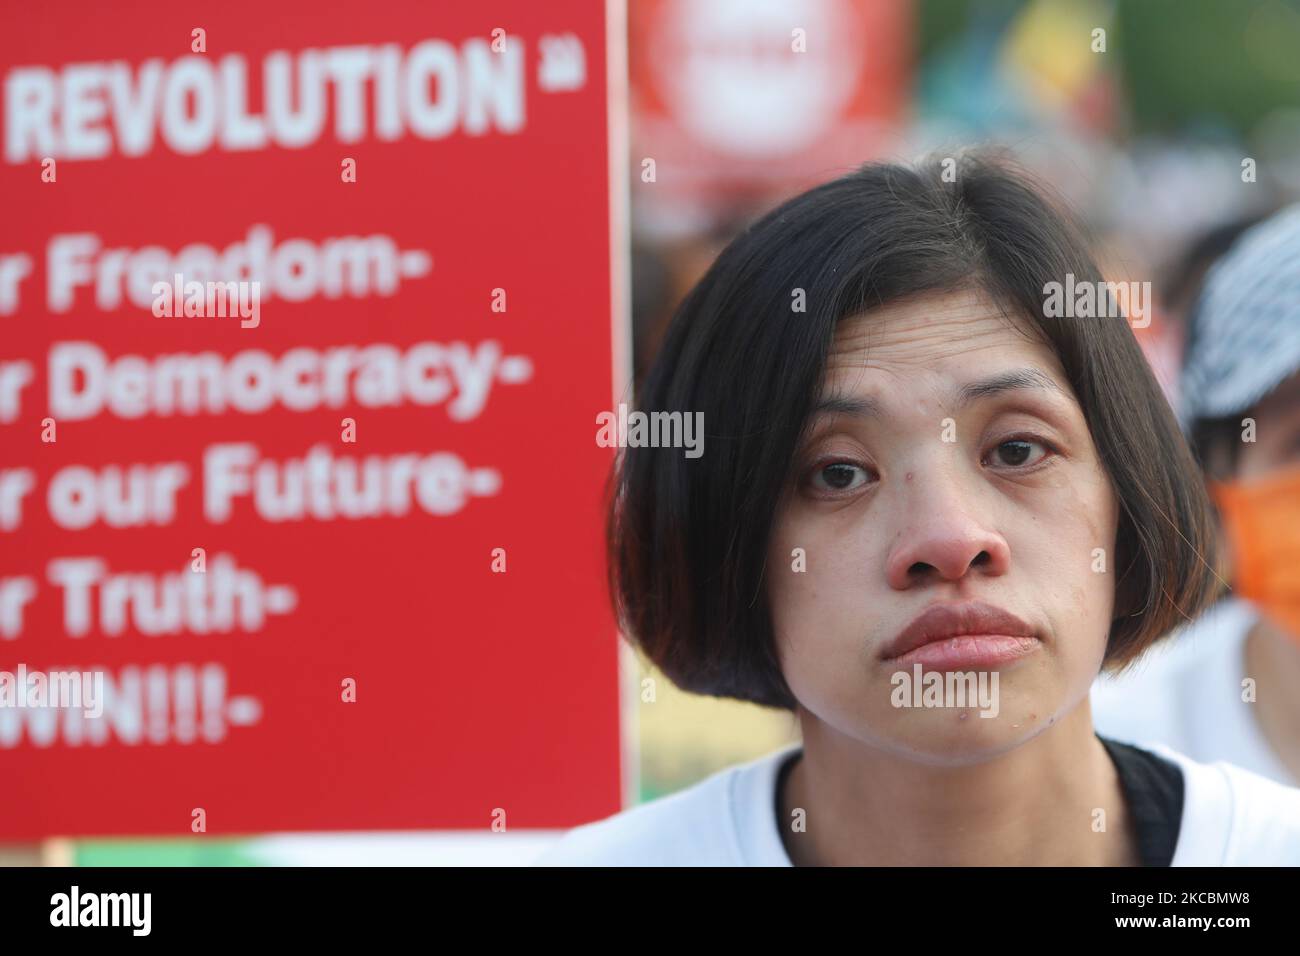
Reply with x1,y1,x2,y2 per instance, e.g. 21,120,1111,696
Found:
887,634,1041,670
880,601,1040,670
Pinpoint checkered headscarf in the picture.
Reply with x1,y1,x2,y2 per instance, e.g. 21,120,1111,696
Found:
1180,204,1300,430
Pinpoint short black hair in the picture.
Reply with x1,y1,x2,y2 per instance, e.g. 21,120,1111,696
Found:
609,151,1219,710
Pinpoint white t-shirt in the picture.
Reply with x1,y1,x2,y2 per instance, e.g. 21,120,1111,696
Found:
1092,597,1295,787
533,739,1300,865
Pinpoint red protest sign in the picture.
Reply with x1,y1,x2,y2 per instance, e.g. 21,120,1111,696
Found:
0,0,626,838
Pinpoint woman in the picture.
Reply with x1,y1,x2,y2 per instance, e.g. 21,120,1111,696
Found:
538,152,1300,866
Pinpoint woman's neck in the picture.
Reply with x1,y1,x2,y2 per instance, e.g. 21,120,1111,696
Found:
778,704,1140,866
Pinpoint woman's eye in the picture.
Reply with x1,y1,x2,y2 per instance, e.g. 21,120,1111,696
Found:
987,439,1049,469
810,462,871,492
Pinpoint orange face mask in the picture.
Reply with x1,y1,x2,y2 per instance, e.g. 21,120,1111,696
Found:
1210,463,1300,642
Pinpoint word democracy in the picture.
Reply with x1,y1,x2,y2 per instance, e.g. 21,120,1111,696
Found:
41,339,527,422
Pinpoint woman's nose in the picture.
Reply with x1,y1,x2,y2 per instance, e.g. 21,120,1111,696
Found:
884,476,1011,590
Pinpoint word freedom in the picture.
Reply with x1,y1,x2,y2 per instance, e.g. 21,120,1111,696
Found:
35,226,430,315
152,274,260,327
890,664,1000,718
596,403,703,459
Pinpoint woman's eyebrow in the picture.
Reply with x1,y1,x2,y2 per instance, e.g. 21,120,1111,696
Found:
812,394,882,417
813,367,1064,418
955,367,1065,406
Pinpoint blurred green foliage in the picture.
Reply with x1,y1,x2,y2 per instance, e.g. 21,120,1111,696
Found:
1115,0,1300,136
918,0,1300,137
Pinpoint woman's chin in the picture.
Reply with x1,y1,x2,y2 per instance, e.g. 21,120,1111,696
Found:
873,709,1053,766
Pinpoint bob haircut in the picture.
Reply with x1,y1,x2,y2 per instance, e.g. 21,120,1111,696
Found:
609,151,1219,711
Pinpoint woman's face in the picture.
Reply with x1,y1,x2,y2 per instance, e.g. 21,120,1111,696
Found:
767,287,1119,765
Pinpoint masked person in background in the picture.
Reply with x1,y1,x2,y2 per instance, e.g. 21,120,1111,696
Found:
1093,205,1300,786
